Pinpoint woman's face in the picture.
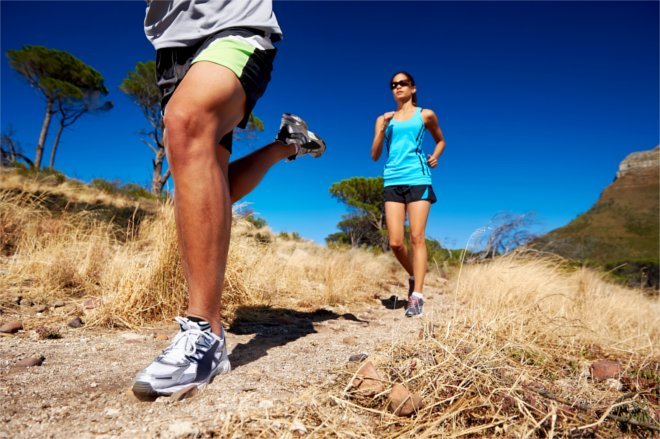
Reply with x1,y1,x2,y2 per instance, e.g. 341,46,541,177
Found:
391,73,415,101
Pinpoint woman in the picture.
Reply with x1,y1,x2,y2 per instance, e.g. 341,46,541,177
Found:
371,71,446,317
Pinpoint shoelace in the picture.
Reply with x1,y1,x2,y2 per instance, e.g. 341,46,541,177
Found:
407,296,419,309
158,318,214,365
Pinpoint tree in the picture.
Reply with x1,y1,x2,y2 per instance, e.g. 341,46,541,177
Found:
49,90,113,169
1,127,33,167
120,61,168,195
7,45,109,169
476,212,537,259
328,177,387,250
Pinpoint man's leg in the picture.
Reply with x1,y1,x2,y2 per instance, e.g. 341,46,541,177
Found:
163,61,246,336
223,141,295,203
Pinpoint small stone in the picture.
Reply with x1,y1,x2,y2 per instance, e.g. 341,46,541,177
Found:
34,326,62,339
68,317,84,328
342,336,358,346
154,333,169,341
388,383,423,416
34,304,47,313
53,301,66,308
83,298,99,310
258,400,274,410
120,332,144,341
91,382,98,388
170,384,198,402
16,356,45,367
605,378,623,391
290,420,307,434
349,353,369,363
590,361,622,381
0,321,23,334
351,361,385,396
168,421,199,438
104,408,120,418
14,295,22,305
19,298,32,307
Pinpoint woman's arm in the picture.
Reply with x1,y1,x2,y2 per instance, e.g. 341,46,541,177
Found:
422,109,445,168
371,112,394,161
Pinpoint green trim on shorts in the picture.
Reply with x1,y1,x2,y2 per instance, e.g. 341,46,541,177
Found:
192,38,256,78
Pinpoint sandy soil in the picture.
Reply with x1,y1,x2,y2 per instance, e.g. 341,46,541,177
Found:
1,287,449,438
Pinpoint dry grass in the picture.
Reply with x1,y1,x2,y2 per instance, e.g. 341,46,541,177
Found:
0,173,398,329
241,254,657,438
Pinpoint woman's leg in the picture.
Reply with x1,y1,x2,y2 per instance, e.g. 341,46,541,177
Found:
385,201,413,275
407,200,431,293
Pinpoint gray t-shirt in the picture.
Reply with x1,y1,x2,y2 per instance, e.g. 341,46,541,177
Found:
144,0,282,49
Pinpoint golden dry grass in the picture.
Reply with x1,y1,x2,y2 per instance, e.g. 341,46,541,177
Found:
263,254,658,438
0,173,399,329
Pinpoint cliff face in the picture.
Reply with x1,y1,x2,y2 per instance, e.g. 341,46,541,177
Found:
534,146,659,264
616,147,659,179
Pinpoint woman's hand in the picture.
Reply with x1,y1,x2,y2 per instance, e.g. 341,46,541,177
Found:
380,111,395,132
427,154,438,168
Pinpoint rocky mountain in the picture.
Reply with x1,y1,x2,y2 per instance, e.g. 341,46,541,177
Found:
534,146,659,268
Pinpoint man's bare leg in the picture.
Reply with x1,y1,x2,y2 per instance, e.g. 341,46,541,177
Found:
163,61,246,336
222,141,295,203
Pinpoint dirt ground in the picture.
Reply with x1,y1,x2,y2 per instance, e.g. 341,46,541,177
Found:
1,285,449,438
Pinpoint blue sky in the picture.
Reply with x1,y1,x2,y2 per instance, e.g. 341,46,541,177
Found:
2,1,658,247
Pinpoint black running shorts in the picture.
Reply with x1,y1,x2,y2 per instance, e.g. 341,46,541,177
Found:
384,185,437,204
155,28,277,153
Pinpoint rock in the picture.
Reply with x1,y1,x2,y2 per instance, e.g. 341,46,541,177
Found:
14,295,22,305
68,317,84,328
351,361,384,396
120,332,145,341
0,321,23,334
616,146,659,178
290,419,307,434
171,385,198,402
342,336,358,346
590,360,622,381
16,356,45,367
605,378,623,391
34,304,47,313
53,301,66,308
168,421,199,438
154,333,170,341
258,400,274,410
349,353,369,363
388,383,423,416
83,298,99,310
104,408,120,418
35,326,62,339
19,298,32,307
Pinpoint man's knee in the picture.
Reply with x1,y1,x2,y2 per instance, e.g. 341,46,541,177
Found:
164,106,217,166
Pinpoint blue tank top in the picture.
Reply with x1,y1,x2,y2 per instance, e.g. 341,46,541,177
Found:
383,107,431,186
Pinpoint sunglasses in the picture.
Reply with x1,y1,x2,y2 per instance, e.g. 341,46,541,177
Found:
390,80,412,90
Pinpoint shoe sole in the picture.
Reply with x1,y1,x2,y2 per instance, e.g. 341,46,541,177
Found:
132,359,231,397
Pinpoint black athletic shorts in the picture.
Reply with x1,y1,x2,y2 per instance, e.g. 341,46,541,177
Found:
155,28,277,153
384,185,437,204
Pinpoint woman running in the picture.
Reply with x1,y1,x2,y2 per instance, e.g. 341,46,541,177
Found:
371,71,446,317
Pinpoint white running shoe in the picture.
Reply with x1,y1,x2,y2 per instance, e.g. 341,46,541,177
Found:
132,317,230,397
276,113,326,160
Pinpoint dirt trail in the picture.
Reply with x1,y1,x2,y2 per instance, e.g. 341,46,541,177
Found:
1,288,450,438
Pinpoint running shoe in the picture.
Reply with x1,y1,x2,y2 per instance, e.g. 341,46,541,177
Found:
132,317,231,397
405,295,424,318
276,113,326,160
